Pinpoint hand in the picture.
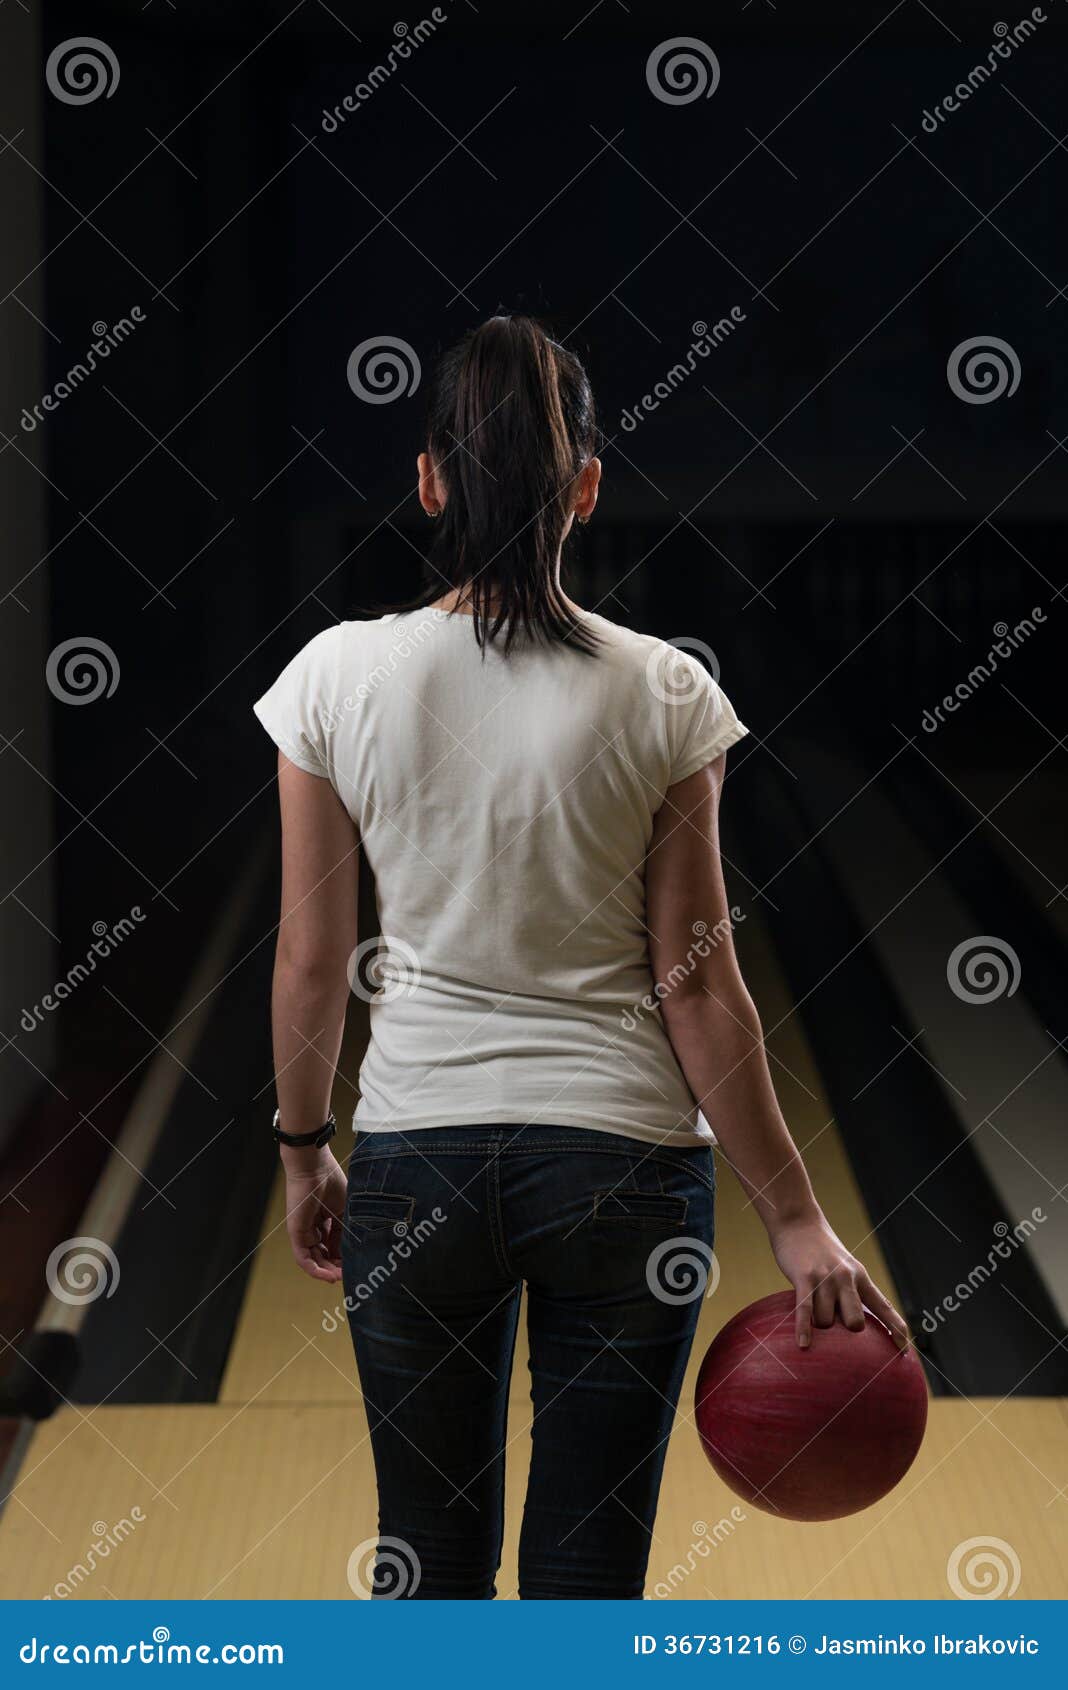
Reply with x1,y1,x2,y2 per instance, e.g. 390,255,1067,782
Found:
282,1147,347,1282
769,1212,910,1351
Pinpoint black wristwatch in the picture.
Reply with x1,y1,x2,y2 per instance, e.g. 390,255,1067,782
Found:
272,1109,337,1149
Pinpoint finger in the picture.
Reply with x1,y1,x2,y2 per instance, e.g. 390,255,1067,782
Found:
836,1272,866,1332
311,1218,342,1277
293,1242,340,1282
312,1207,344,1278
860,1274,911,1349
324,1212,344,1265
795,1283,814,1349
288,1214,342,1282
812,1274,837,1328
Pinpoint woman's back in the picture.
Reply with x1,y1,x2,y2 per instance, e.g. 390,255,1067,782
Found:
257,313,908,1601
255,605,745,1143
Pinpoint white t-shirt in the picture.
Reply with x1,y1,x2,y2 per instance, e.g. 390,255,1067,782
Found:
253,607,747,1146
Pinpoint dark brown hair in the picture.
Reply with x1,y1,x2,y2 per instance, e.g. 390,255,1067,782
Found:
415,315,599,654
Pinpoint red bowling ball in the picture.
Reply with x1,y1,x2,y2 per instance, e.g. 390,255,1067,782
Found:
695,1289,928,1521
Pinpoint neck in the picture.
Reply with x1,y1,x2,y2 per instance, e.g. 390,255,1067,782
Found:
430,575,583,620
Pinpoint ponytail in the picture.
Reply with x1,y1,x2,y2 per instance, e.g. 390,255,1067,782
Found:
420,315,599,654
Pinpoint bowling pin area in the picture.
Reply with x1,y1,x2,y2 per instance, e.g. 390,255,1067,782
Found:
1,884,1064,1602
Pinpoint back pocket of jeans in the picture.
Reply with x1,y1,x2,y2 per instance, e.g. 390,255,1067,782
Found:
591,1188,688,1227
346,1190,414,1239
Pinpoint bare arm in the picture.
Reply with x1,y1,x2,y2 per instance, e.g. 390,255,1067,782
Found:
646,754,908,1349
271,751,358,1282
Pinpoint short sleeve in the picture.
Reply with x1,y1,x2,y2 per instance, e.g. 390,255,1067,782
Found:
252,625,339,778
663,652,748,785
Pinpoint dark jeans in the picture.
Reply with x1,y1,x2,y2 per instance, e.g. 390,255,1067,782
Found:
341,1123,715,1599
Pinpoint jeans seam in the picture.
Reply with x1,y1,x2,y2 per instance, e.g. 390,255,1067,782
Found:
487,1150,518,1280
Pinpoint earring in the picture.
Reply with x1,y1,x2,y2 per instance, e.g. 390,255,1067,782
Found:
577,515,589,526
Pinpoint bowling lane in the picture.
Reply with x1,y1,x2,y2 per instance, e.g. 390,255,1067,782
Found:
797,741,1068,1327
963,762,1068,947
3,897,1064,1598
0,1395,1063,1599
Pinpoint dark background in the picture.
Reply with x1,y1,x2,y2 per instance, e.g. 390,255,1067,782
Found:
2,0,1066,1404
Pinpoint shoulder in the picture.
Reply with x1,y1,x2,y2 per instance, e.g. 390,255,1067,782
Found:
582,611,668,669
294,614,407,674
300,621,344,667
581,612,713,700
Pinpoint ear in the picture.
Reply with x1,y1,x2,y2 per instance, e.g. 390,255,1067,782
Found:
572,457,602,522
417,452,445,517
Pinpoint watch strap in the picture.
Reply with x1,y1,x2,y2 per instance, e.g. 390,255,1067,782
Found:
272,1109,337,1148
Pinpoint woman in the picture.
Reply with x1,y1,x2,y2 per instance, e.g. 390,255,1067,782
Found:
253,314,908,1601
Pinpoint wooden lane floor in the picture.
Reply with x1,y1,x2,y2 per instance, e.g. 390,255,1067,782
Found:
1,903,1064,1598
